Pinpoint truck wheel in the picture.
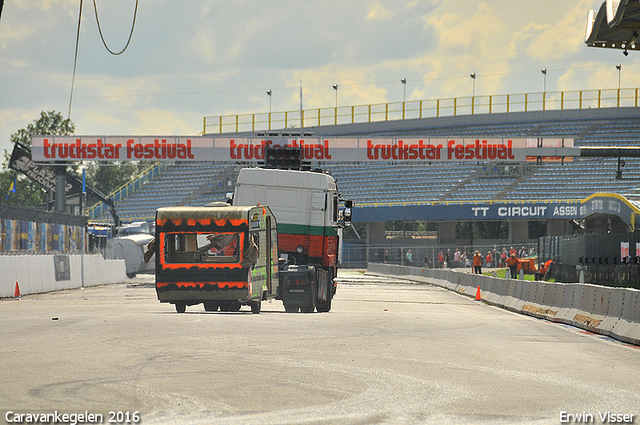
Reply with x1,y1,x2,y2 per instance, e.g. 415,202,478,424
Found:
230,302,241,312
316,297,332,313
250,300,261,314
300,305,314,313
284,305,299,313
175,303,186,313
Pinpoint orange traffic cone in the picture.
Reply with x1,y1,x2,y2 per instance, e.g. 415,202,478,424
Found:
14,282,21,298
475,285,481,301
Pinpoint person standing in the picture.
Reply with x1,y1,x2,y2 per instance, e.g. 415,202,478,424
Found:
405,249,413,266
501,248,508,267
453,248,461,268
506,253,519,279
473,251,483,274
518,246,528,258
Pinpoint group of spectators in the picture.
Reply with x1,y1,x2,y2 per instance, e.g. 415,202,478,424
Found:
386,245,550,280
425,246,533,270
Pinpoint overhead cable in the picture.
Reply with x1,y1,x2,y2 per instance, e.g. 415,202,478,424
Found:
68,0,84,119
93,0,139,55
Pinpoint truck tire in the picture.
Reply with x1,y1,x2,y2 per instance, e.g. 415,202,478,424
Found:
316,277,333,312
175,303,186,313
316,296,332,313
250,300,261,314
300,305,314,313
284,305,299,313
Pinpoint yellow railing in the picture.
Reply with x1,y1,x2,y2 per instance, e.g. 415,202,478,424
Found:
203,87,640,135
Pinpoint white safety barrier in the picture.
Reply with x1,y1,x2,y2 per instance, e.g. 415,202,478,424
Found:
367,263,640,346
0,254,127,298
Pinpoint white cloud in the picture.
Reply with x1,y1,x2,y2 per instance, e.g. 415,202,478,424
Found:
0,0,634,154
366,1,395,20
523,0,594,61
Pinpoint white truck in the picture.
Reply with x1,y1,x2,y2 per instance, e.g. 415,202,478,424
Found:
233,167,352,312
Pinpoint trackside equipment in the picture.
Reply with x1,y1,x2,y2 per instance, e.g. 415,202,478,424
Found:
152,204,279,313
233,167,352,313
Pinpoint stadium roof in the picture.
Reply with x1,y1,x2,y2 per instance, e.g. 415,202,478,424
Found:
354,193,640,231
585,0,640,54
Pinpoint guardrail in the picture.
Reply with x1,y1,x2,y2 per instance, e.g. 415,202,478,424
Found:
204,87,640,134
367,263,640,346
0,254,126,298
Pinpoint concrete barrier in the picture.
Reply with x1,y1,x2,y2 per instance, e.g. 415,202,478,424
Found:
367,263,640,346
0,254,127,298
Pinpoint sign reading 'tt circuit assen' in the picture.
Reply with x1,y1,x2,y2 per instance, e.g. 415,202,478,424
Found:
355,194,640,227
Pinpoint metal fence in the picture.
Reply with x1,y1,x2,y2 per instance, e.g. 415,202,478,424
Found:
341,240,538,270
539,233,640,288
204,87,640,134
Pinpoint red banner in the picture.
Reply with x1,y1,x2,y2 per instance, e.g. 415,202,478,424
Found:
31,136,549,163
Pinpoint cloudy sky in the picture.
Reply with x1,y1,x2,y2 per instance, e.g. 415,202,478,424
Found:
0,0,637,154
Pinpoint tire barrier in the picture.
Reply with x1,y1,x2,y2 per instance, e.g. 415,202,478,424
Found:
0,254,127,298
367,263,640,346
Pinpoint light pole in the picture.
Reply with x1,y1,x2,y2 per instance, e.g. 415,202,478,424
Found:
401,78,407,103
541,68,547,110
332,84,338,108
266,90,272,114
470,73,476,97
616,64,622,90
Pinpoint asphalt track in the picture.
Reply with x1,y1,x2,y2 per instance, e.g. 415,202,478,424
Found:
1,271,639,425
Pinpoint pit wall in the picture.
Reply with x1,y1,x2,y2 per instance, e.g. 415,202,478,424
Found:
0,254,127,298
367,263,640,346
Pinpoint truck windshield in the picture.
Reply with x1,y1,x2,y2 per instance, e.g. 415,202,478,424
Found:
163,233,240,264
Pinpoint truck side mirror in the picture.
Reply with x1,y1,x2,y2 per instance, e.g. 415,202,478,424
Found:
343,209,352,226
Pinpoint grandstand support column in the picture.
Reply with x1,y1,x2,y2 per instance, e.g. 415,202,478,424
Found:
547,219,567,237
366,222,385,264
437,222,456,245
367,222,385,240
509,220,528,242
55,165,67,214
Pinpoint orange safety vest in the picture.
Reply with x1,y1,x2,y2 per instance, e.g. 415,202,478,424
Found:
506,256,519,267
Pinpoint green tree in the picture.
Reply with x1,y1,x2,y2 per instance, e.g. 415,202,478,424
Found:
85,162,146,196
1,111,75,207
8,110,74,150
0,171,48,207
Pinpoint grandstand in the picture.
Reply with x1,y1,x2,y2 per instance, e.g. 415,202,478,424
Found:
90,106,640,224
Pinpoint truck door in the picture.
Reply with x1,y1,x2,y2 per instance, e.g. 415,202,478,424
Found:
310,191,325,227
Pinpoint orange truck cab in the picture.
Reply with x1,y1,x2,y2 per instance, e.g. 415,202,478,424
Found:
153,204,279,313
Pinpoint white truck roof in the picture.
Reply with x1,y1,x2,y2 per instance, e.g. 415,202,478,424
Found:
234,168,338,229
235,168,336,191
